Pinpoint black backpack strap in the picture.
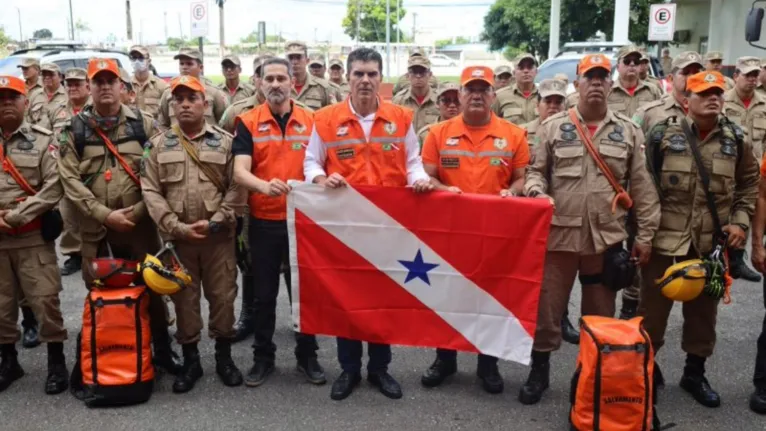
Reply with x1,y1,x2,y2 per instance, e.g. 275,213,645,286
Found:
113,109,147,145
645,118,670,197
71,113,88,158
680,118,726,244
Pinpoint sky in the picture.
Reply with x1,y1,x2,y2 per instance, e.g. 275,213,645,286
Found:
1,0,493,46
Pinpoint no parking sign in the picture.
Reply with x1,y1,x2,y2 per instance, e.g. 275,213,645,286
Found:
648,3,677,41
190,1,209,38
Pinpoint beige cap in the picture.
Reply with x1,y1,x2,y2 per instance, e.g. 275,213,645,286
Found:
553,73,569,83
761,58,766,68
617,45,642,59
436,82,459,98
64,67,87,81
538,79,567,99
221,55,242,67
17,58,40,69
118,67,131,85
704,51,724,61
41,63,61,74
514,53,537,66
494,65,512,76
672,51,704,70
409,49,427,58
285,41,307,56
309,55,325,67
329,58,344,69
174,47,201,61
253,53,275,70
639,49,650,62
737,56,761,75
408,55,431,69
129,45,149,57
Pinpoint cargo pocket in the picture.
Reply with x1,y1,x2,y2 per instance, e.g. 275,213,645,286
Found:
660,155,693,193
598,141,628,180
502,107,523,125
21,246,61,296
710,155,735,194
9,154,41,187
157,151,186,184
198,150,227,200
553,143,584,178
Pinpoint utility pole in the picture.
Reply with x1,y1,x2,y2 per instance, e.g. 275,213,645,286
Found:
396,0,400,73
126,0,133,40
16,8,22,42
178,13,183,39
217,0,225,57
68,0,75,40
412,13,417,45
164,11,168,41
356,0,361,46
385,0,390,79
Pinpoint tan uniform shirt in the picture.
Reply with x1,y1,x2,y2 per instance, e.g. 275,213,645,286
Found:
218,81,255,105
57,105,157,256
520,118,541,163
723,89,766,159
524,109,660,254
218,96,310,134
416,116,443,148
28,86,68,129
644,75,663,93
291,74,338,111
391,87,441,135
44,100,91,134
132,74,169,119
660,57,673,76
0,123,62,250
493,85,540,125
757,84,766,100
158,80,229,129
607,80,662,118
646,116,758,255
566,92,580,109
724,76,735,91
141,124,245,241
330,80,351,100
392,74,439,96
632,93,686,136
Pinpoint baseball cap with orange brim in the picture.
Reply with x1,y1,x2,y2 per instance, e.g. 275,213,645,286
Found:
0,76,27,96
171,75,206,95
687,71,726,94
88,58,121,80
460,66,494,87
578,54,612,76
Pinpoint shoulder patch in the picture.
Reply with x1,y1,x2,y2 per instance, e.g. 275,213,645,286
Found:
212,125,234,138
164,129,177,139
30,124,53,136
614,112,640,129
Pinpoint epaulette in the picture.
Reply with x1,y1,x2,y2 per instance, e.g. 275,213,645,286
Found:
495,86,512,95
294,100,313,112
613,112,641,129
541,110,567,125
30,124,53,136
212,124,234,138
639,99,665,113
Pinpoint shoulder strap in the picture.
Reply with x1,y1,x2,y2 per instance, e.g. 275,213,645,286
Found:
71,114,87,158
173,125,227,194
645,120,670,196
0,145,37,196
94,128,141,187
680,119,725,243
112,109,147,145
567,108,633,213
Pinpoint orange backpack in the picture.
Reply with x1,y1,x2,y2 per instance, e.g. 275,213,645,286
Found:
80,285,154,407
570,316,655,431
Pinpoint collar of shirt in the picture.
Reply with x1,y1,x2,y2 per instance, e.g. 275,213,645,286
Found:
348,98,378,141
270,108,293,135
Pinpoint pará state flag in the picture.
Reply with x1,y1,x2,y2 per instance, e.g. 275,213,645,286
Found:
287,183,553,364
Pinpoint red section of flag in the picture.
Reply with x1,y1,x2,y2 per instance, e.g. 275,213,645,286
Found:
295,209,480,352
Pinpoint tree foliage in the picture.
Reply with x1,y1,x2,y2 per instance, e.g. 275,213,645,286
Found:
483,0,664,59
434,36,471,49
342,0,406,42
33,28,53,40
240,31,285,44
0,26,10,47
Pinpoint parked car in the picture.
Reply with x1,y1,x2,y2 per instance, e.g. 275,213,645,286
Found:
0,40,133,77
428,53,457,67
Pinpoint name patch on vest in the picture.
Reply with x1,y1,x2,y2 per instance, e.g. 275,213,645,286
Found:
336,148,355,160
441,157,460,168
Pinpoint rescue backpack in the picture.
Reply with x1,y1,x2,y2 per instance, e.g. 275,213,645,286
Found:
79,285,154,407
570,316,654,431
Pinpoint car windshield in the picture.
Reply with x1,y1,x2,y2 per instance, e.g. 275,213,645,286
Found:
536,57,618,84
0,57,27,77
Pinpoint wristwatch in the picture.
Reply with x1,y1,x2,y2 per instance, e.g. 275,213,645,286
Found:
209,221,222,234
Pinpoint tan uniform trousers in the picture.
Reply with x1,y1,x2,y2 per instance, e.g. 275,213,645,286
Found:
171,236,237,344
58,197,81,256
0,243,67,344
533,251,616,352
638,252,718,358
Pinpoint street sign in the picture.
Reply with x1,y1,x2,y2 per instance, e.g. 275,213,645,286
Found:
648,3,677,41
190,0,209,38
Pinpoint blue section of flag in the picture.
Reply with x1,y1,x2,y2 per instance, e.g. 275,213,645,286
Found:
398,249,440,285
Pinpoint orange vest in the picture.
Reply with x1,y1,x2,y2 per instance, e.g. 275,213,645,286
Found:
422,114,529,194
238,102,313,220
314,100,413,187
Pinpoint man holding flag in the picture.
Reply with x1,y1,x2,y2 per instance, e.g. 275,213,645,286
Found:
304,47,434,401
419,65,530,393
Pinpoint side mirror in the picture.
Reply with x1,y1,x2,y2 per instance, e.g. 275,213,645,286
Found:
747,7,765,42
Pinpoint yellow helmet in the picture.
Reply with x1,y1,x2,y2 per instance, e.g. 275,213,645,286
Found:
656,259,707,302
139,244,193,295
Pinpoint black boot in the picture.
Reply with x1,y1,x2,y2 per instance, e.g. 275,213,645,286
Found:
730,249,762,282
561,309,580,345
233,274,256,343
619,298,639,320
750,386,766,414
0,344,24,392
173,343,203,394
69,331,86,400
421,357,457,388
45,342,68,395
476,357,504,394
60,254,82,276
654,361,665,390
21,306,40,349
152,318,182,376
215,339,243,387
679,354,721,408
519,350,550,405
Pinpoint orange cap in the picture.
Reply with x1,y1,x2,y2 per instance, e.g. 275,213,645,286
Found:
170,75,206,94
87,58,121,80
578,54,612,76
0,76,27,96
686,71,726,94
460,66,494,87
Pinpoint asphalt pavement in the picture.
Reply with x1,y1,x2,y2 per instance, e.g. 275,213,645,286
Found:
1,247,765,431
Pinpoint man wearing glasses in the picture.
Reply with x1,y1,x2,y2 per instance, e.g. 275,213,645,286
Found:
493,53,540,125
419,66,530,394
608,45,662,118
416,83,461,147
285,41,337,111
129,45,168,118
219,55,254,104
392,55,441,134
704,51,736,90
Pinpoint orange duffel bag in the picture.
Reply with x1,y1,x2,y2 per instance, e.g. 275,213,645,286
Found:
570,316,655,431
80,285,154,407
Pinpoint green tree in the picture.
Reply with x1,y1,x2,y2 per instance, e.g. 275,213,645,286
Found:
342,0,406,42
434,36,471,49
483,0,663,59
0,26,11,46
75,18,91,39
240,31,285,44
33,28,53,39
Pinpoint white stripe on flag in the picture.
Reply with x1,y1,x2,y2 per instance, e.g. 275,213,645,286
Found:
287,182,533,364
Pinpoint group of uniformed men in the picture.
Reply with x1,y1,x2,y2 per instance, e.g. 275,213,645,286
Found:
2,40,766,417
